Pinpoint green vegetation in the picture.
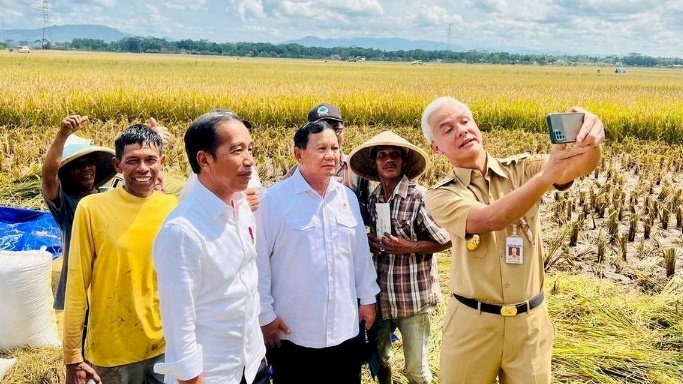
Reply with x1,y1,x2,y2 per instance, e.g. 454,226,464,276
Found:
50,37,683,67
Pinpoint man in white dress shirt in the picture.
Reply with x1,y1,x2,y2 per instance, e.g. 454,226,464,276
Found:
153,110,267,384
256,120,380,384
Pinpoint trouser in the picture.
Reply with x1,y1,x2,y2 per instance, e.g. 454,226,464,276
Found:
267,336,364,384
373,312,432,384
93,354,165,384
240,358,270,384
439,299,554,384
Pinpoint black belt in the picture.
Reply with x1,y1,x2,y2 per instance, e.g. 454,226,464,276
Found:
452,291,544,317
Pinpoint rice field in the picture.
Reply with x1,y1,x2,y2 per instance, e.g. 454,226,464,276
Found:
0,50,682,383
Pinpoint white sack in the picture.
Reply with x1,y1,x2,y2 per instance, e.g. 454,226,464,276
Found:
0,358,17,380
0,250,60,349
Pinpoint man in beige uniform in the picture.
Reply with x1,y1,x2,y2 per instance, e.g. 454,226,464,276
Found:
420,97,605,384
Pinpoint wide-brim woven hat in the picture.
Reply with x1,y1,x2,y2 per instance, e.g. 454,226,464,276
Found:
58,135,116,188
349,131,428,182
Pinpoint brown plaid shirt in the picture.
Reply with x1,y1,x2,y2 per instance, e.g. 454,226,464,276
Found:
369,176,450,319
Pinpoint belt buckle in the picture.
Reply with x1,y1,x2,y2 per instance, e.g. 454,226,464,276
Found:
500,305,517,317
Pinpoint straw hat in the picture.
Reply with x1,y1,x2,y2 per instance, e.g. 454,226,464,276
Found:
349,131,428,182
57,135,116,188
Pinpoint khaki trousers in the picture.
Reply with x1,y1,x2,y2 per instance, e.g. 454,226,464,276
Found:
439,298,554,384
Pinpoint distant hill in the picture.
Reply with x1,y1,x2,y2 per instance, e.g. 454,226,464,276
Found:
5,24,129,44
285,36,463,52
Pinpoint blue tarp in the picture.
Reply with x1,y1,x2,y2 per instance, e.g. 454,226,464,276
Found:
0,206,62,259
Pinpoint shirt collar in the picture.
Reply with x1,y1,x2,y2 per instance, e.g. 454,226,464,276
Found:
371,175,410,202
192,178,243,221
292,167,341,195
452,152,509,187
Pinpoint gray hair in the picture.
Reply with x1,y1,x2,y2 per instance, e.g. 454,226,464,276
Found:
420,97,472,143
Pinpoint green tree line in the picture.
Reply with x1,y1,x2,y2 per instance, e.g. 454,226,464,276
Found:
16,36,683,67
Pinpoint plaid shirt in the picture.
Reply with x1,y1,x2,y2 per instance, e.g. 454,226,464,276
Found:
369,175,450,319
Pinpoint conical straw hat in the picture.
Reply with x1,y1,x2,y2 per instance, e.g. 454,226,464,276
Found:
58,135,116,188
349,131,428,182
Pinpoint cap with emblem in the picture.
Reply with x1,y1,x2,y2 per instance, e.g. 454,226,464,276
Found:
307,103,343,123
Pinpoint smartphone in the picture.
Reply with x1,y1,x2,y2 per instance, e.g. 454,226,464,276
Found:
546,112,584,144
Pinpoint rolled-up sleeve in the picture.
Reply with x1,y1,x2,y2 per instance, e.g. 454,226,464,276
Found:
153,224,203,381
417,202,451,245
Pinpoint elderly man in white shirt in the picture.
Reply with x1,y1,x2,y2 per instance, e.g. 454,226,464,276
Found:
153,110,267,384
256,120,380,384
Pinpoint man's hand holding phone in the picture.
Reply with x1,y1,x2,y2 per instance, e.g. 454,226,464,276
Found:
546,112,584,144
547,108,605,154
570,107,606,149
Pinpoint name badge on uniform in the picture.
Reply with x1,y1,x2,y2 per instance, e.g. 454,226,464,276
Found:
505,225,523,265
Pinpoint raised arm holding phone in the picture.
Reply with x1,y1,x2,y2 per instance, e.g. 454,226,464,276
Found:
420,97,604,384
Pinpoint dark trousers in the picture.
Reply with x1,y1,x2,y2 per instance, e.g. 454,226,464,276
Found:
267,336,364,384
240,358,270,384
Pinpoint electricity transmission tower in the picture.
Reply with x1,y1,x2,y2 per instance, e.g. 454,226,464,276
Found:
42,0,49,49
447,23,452,51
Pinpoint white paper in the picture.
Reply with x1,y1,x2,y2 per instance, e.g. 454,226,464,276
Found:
375,203,391,237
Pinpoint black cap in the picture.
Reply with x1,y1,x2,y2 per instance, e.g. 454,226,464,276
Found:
307,103,343,123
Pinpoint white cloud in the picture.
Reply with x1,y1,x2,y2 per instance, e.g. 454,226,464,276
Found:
163,0,207,11
93,0,118,7
226,0,265,19
413,5,463,27
227,0,383,21
472,0,508,13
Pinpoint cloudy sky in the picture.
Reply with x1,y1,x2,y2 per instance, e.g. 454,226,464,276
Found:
2,0,682,57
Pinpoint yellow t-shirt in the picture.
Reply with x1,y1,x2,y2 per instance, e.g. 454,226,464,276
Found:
63,188,178,367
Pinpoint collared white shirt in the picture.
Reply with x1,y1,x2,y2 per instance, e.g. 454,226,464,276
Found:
153,180,265,384
256,169,380,348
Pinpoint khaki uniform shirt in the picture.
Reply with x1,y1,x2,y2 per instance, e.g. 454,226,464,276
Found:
425,153,549,305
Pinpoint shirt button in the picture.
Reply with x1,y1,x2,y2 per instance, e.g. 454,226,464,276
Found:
504,283,510,288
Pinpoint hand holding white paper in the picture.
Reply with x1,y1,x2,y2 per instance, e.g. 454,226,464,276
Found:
375,203,391,237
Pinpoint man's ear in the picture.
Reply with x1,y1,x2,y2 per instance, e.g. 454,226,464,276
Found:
430,142,442,155
112,157,123,173
196,151,210,171
160,154,166,166
294,147,303,163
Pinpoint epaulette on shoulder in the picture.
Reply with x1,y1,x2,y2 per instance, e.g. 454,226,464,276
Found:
431,176,455,189
500,152,532,165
